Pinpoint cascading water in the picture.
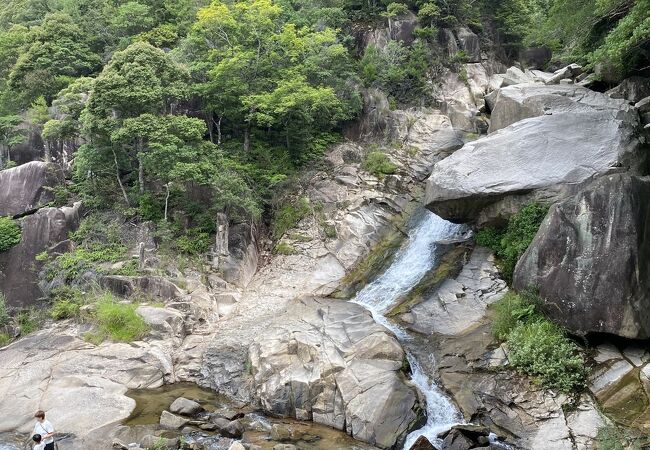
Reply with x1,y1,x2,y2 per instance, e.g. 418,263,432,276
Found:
351,209,468,449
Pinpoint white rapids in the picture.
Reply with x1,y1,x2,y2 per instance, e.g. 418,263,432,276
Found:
351,209,467,449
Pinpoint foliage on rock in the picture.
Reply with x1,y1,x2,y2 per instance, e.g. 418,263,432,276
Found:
0,216,21,252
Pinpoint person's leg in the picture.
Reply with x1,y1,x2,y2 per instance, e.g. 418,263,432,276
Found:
44,443,55,450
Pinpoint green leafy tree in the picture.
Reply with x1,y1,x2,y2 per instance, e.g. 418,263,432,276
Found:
0,115,26,168
80,41,188,202
8,13,101,106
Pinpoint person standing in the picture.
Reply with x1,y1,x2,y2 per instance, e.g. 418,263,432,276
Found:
32,411,55,450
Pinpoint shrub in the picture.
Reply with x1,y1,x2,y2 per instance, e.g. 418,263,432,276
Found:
476,203,548,282
0,294,9,328
0,333,10,347
362,151,397,179
50,286,85,320
138,192,164,221
16,310,39,335
176,231,212,255
490,291,586,393
0,217,21,252
88,293,149,343
507,320,586,392
272,197,311,240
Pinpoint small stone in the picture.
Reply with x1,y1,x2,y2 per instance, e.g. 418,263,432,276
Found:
408,435,436,450
222,419,244,438
228,443,246,450
112,440,128,450
273,445,297,450
160,410,190,429
270,424,292,441
170,397,203,416
141,435,179,450
199,423,218,431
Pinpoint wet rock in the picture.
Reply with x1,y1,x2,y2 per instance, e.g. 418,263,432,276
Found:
160,410,190,429
514,174,650,338
0,161,61,216
408,435,437,450
399,247,507,335
0,203,81,308
425,85,643,225
169,397,203,416
270,424,292,441
607,76,650,103
249,297,419,449
273,445,297,450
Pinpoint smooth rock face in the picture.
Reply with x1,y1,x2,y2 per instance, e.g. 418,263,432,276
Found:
0,327,168,436
425,84,643,224
514,174,650,338
0,161,60,216
456,27,481,63
401,247,507,335
489,84,635,133
101,275,183,300
0,203,81,307
249,297,419,449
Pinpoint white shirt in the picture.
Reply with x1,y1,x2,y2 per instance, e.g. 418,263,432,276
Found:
33,419,54,444
33,443,45,450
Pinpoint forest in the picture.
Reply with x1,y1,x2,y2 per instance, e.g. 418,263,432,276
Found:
0,0,648,247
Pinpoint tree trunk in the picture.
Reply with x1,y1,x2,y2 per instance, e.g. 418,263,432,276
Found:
112,147,130,206
44,140,51,163
213,212,230,268
138,137,145,194
216,116,222,145
164,183,171,221
243,125,250,152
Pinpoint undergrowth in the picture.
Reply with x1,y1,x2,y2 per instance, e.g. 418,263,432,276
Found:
491,291,586,393
85,293,149,344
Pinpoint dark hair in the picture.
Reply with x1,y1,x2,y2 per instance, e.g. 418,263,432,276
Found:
32,434,42,443
34,410,45,419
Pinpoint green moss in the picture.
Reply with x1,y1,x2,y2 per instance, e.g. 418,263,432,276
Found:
0,217,21,252
0,332,11,347
274,242,297,255
86,293,149,343
476,203,548,283
362,151,397,179
596,424,645,450
387,244,471,317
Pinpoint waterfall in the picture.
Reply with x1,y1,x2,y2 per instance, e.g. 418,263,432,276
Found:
351,209,467,449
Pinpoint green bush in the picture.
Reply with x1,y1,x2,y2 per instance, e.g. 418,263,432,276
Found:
476,203,548,282
176,231,212,255
45,244,127,282
362,151,397,179
0,332,11,347
272,197,311,240
50,286,85,320
88,293,149,343
16,310,39,335
0,294,9,328
507,320,586,393
490,291,586,393
138,192,164,221
0,217,21,252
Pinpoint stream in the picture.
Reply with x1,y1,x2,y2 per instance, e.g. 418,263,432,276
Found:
351,209,467,449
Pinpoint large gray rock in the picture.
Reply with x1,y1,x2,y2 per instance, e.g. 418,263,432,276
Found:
456,27,481,63
514,174,650,339
0,203,81,308
489,84,634,133
0,161,61,216
248,297,420,449
100,275,183,300
607,76,650,103
425,86,643,224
